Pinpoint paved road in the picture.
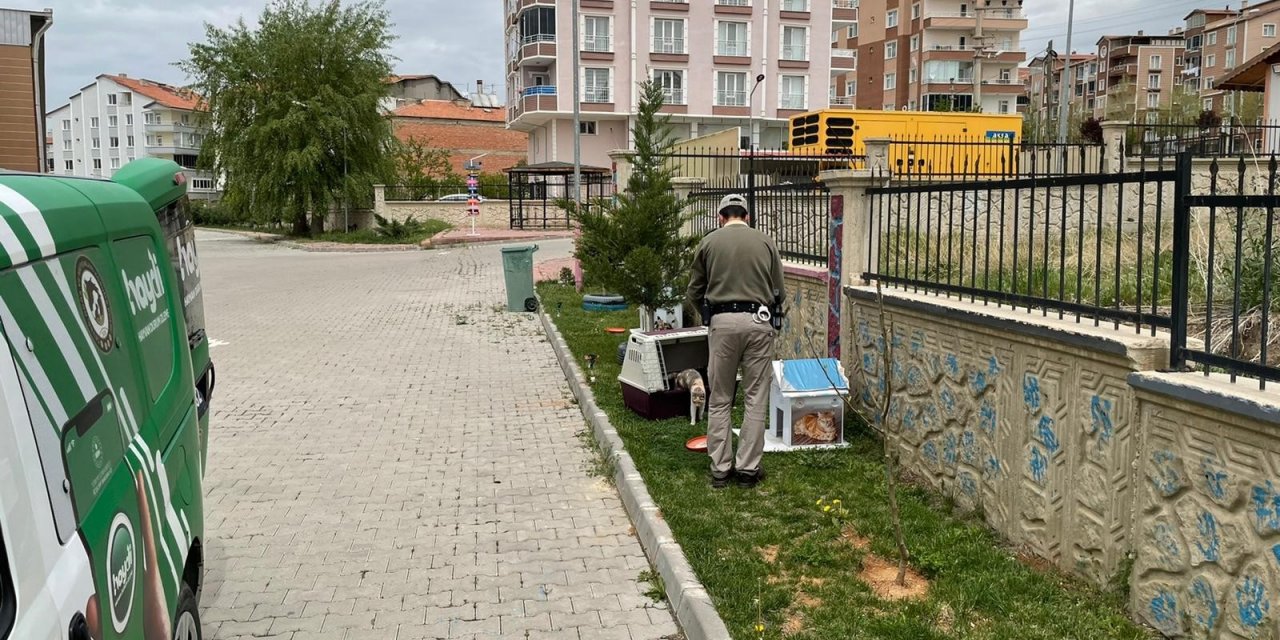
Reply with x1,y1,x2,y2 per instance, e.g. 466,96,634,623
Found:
197,232,678,640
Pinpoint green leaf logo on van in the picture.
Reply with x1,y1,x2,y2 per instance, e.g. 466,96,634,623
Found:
75,256,114,353
107,512,137,633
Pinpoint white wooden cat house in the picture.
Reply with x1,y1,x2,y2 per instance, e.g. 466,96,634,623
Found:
769,358,849,449
618,326,709,420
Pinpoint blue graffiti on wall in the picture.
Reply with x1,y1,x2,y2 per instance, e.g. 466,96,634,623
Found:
1030,446,1048,485
923,440,940,465
1188,577,1220,633
969,369,990,395
1273,543,1280,568
1150,450,1185,496
958,472,978,498
1034,415,1060,454
984,455,1001,480
1023,374,1042,412
945,353,960,378
910,330,925,354
979,399,997,436
960,431,978,465
941,387,957,415
1195,511,1221,563
1202,457,1230,502
1250,480,1280,534
988,355,1001,376
907,365,925,389
943,432,959,466
1150,589,1179,632
1089,395,1114,446
1152,522,1181,566
1235,576,1270,629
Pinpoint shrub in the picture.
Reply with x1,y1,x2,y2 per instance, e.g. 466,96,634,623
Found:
188,199,242,227
373,213,425,240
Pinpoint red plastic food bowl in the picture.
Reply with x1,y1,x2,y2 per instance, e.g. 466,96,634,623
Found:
685,435,708,452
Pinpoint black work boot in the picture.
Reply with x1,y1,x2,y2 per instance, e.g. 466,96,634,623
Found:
735,467,766,488
710,468,734,489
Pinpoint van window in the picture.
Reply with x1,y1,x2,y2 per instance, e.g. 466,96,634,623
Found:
112,236,178,403
155,197,205,344
0,529,13,639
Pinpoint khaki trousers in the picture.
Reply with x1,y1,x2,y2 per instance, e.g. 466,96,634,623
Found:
706,312,775,475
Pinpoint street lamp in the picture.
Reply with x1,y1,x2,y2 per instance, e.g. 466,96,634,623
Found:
747,73,766,226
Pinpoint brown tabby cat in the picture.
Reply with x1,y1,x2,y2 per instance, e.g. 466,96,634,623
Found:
675,369,707,425
794,411,837,443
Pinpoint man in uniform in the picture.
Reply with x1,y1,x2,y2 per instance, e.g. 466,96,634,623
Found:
687,194,785,489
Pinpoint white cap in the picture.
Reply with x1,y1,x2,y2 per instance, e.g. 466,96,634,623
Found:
717,193,748,215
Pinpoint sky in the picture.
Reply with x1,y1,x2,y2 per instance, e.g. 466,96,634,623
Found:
33,0,1238,110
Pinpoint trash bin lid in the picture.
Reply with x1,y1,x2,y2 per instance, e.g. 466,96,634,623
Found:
500,244,538,253
773,358,849,393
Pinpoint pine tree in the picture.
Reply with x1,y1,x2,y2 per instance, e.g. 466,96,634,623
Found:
572,81,697,311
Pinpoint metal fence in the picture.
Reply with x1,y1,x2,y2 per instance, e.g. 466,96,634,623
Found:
384,183,513,201
865,151,1280,388
1128,121,1280,158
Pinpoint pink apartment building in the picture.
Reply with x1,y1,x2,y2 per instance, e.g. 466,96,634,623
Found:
504,0,842,167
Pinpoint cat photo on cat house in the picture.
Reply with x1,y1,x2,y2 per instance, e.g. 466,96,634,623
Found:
768,358,850,450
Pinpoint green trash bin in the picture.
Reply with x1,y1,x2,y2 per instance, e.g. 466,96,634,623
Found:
500,244,539,312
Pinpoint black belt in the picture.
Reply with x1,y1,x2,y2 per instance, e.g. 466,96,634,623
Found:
709,301,764,315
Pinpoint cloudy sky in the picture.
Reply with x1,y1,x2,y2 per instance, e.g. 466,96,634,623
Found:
36,0,1232,109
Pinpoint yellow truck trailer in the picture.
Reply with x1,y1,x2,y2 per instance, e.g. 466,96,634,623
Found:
789,109,1025,175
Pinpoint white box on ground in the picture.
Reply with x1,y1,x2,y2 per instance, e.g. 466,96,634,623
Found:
767,358,850,450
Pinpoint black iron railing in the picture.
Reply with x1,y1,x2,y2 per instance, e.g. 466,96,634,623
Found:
865,151,1280,388
1128,121,1280,158
384,183,513,201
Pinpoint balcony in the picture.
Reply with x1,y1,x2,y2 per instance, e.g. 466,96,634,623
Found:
977,79,1025,94
716,40,749,57
924,11,1027,30
829,95,856,108
715,90,747,107
582,35,611,53
509,85,558,128
583,86,613,104
652,36,686,55
833,0,857,26
831,48,856,73
661,88,687,105
780,94,807,110
1108,62,1138,77
781,44,808,62
517,34,557,65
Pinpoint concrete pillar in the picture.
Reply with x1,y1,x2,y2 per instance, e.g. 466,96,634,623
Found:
672,176,707,237
608,148,633,193
863,137,892,174
820,169,892,288
373,184,386,219
1101,120,1129,173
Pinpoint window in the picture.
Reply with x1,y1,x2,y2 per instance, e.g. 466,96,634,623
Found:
91,137,100,149
716,71,747,106
180,113,190,125
1226,50,1236,68
999,68,1011,82
127,135,135,146
780,74,806,109
1206,77,1216,89
64,160,73,171
519,6,556,42
110,157,120,169
909,68,918,83
110,136,119,148
1266,24,1277,38
62,138,71,150
145,112,161,125
107,93,117,105
998,100,1010,114
885,73,897,90
847,24,858,38
912,3,921,19
885,42,897,59
583,15,611,52
716,21,748,56
910,35,919,52
61,119,70,131
887,9,898,28
583,68,612,102
781,26,807,60
1150,55,1162,69
1204,98,1214,111
90,116,99,128
959,3,968,16
1148,74,1160,89
579,121,597,135
884,103,896,111
125,114,133,125
1209,32,1218,46
93,158,101,170
1147,92,1160,109
654,69,686,104
107,115,116,128
652,18,686,53
1227,25,1237,46
1207,53,1216,67
192,178,215,190
845,80,857,96
781,0,808,9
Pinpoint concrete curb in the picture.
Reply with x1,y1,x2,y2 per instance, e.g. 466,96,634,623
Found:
538,308,733,640
198,228,420,253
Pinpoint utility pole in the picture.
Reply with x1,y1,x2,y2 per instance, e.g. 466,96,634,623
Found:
571,0,582,208
974,0,984,112
1056,0,1076,144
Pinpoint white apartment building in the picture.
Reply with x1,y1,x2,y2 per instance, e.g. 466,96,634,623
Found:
505,0,841,166
46,74,219,199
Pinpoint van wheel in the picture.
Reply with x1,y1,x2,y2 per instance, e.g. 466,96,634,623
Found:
172,585,202,640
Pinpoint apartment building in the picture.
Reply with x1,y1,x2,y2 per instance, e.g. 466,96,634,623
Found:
46,74,219,199
504,0,837,166
0,7,52,173
1025,52,1097,124
1188,0,1280,114
1094,33,1185,120
832,0,1028,114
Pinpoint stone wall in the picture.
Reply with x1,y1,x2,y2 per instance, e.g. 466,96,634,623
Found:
777,266,830,361
373,186,512,230
1128,372,1280,639
845,286,1169,584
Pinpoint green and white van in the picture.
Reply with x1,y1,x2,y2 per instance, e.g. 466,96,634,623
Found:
0,158,211,640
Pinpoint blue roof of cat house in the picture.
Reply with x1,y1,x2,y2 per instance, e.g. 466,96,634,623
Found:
775,358,849,394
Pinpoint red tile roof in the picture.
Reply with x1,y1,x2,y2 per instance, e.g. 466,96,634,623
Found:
103,75,204,111
392,99,506,122
393,121,527,174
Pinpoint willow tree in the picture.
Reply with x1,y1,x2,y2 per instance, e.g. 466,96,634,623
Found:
183,0,395,235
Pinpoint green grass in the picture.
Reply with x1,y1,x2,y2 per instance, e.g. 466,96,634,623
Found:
295,220,451,245
539,283,1153,640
